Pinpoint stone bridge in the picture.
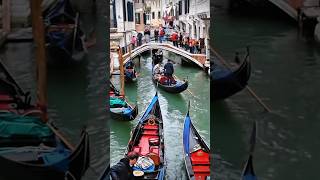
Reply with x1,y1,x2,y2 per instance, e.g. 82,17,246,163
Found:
122,42,207,69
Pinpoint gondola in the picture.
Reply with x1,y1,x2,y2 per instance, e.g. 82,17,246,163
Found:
124,60,137,83
211,48,251,101
183,103,210,180
109,82,138,121
44,0,86,62
152,74,188,94
0,61,90,180
126,93,165,179
240,121,257,180
241,154,257,180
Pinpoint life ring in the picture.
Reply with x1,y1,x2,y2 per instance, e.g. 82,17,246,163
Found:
148,118,156,125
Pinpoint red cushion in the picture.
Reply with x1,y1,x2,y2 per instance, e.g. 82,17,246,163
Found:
193,165,210,173
133,146,141,154
150,146,159,155
0,95,14,101
190,150,210,165
143,130,158,136
143,125,158,130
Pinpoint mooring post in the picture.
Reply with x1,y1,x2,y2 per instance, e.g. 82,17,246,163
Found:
3,0,11,34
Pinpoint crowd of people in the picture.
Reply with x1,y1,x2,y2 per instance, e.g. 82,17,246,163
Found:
130,25,206,55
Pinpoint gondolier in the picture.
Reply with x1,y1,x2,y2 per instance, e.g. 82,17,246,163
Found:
164,59,174,77
110,151,139,180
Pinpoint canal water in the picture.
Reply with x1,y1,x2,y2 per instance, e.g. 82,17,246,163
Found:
0,42,108,180
110,52,210,179
213,4,320,180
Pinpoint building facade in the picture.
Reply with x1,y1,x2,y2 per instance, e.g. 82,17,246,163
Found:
110,0,135,53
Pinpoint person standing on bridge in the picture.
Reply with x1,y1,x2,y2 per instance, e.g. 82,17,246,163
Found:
179,32,183,48
154,28,159,42
137,33,143,46
159,28,165,43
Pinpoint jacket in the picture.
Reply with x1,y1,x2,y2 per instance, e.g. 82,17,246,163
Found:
110,158,133,180
164,62,174,75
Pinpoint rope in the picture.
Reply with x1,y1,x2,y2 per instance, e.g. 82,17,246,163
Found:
211,47,272,112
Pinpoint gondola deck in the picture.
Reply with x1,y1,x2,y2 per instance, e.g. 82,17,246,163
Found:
126,93,165,179
183,106,210,180
0,61,90,180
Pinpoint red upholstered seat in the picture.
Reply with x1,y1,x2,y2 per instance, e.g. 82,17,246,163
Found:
193,165,210,173
142,130,158,136
0,95,14,101
133,146,141,154
149,146,159,155
190,150,210,165
0,103,13,110
143,125,158,130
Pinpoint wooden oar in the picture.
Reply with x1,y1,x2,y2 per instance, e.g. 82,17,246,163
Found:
173,74,195,97
30,0,77,153
211,46,272,112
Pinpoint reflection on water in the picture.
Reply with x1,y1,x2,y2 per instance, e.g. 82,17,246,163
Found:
213,6,320,180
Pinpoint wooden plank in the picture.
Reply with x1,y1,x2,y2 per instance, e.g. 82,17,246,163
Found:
30,0,48,122
119,47,125,96
3,0,11,33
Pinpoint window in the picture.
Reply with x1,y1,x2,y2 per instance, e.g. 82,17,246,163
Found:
178,1,182,16
110,0,117,28
152,12,155,19
123,0,126,21
184,0,189,14
127,2,134,22
135,13,141,24
158,11,161,19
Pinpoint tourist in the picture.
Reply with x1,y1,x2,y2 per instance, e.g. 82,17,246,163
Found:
159,28,165,43
144,28,151,43
110,151,139,180
171,31,178,47
153,61,162,75
131,36,137,49
137,33,143,46
154,28,159,42
179,32,183,47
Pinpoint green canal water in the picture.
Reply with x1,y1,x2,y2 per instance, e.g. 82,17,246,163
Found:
110,52,210,179
213,5,320,180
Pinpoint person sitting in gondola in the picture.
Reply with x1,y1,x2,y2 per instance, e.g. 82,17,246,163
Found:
126,60,134,69
110,151,139,180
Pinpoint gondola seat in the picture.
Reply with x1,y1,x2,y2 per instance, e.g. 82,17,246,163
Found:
192,165,210,173
191,150,209,165
142,130,158,136
143,124,158,130
149,146,159,155
0,95,14,102
133,146,141,154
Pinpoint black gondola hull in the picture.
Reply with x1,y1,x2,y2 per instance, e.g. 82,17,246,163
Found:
152,76,188,94
211,58,251,101
0,130,90,180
